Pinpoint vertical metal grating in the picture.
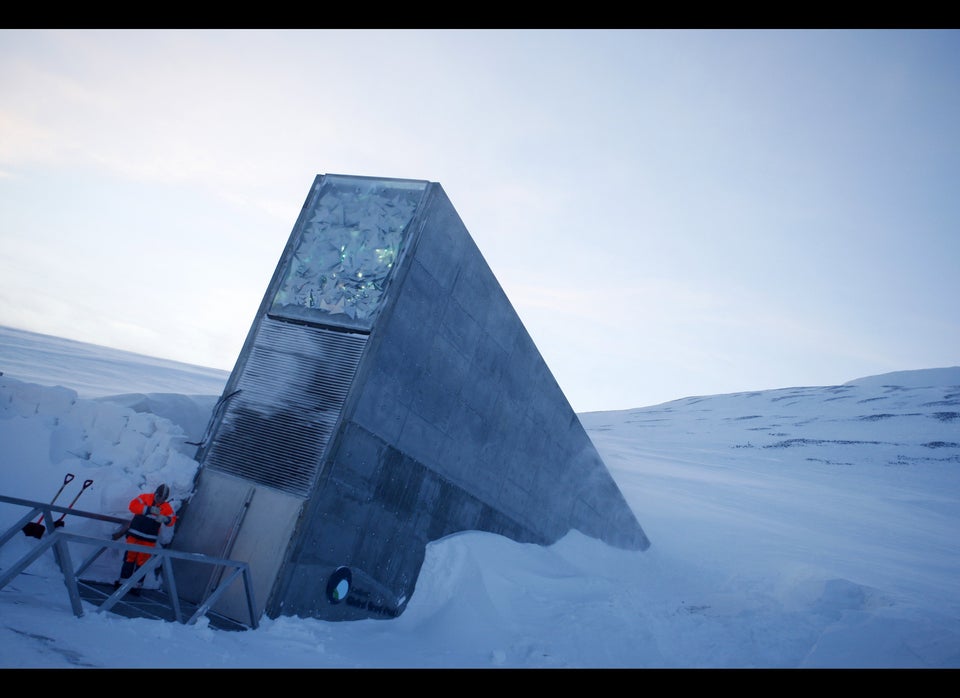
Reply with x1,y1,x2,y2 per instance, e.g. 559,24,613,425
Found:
204,317,368,497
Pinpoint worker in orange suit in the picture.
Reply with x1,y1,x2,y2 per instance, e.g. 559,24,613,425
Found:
115,483,177,595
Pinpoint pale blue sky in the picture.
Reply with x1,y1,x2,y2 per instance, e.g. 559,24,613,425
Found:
1,29,958,412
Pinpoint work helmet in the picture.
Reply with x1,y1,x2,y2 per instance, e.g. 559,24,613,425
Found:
154,483,170,503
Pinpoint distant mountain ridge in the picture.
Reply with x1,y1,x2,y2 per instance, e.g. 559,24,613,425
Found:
0,325,229,399
844,367,960,389
581,366,960,475
0,323,957,409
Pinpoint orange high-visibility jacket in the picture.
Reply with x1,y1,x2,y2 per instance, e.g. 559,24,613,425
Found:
126,492,177,545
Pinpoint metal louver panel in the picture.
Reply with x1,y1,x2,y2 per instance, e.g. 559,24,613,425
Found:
204,317,368,497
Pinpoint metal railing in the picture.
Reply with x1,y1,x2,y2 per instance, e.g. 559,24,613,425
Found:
0,493,259,629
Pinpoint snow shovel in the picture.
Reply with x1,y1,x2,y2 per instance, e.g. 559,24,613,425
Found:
23,472,74,539
52,478,94,528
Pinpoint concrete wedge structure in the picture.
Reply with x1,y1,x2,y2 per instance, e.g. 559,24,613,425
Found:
171,174,650,622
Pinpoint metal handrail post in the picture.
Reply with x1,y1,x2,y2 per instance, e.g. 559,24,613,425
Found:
242,566,259,629
51,532,84,617
159,554,184,623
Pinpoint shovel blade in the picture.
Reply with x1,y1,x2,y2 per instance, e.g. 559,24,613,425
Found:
22,521,46,539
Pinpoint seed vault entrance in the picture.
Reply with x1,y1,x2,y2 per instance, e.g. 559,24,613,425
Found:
171,173,650,624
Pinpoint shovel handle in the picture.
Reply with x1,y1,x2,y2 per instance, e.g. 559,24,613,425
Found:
34,472,77,524
54,478,95,524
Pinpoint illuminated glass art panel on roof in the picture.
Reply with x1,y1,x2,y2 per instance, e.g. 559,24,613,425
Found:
270,176,427,330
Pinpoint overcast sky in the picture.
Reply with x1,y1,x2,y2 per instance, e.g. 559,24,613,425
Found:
1,29,958,412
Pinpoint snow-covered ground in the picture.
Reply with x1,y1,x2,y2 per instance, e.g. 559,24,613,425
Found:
1,325,958,668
